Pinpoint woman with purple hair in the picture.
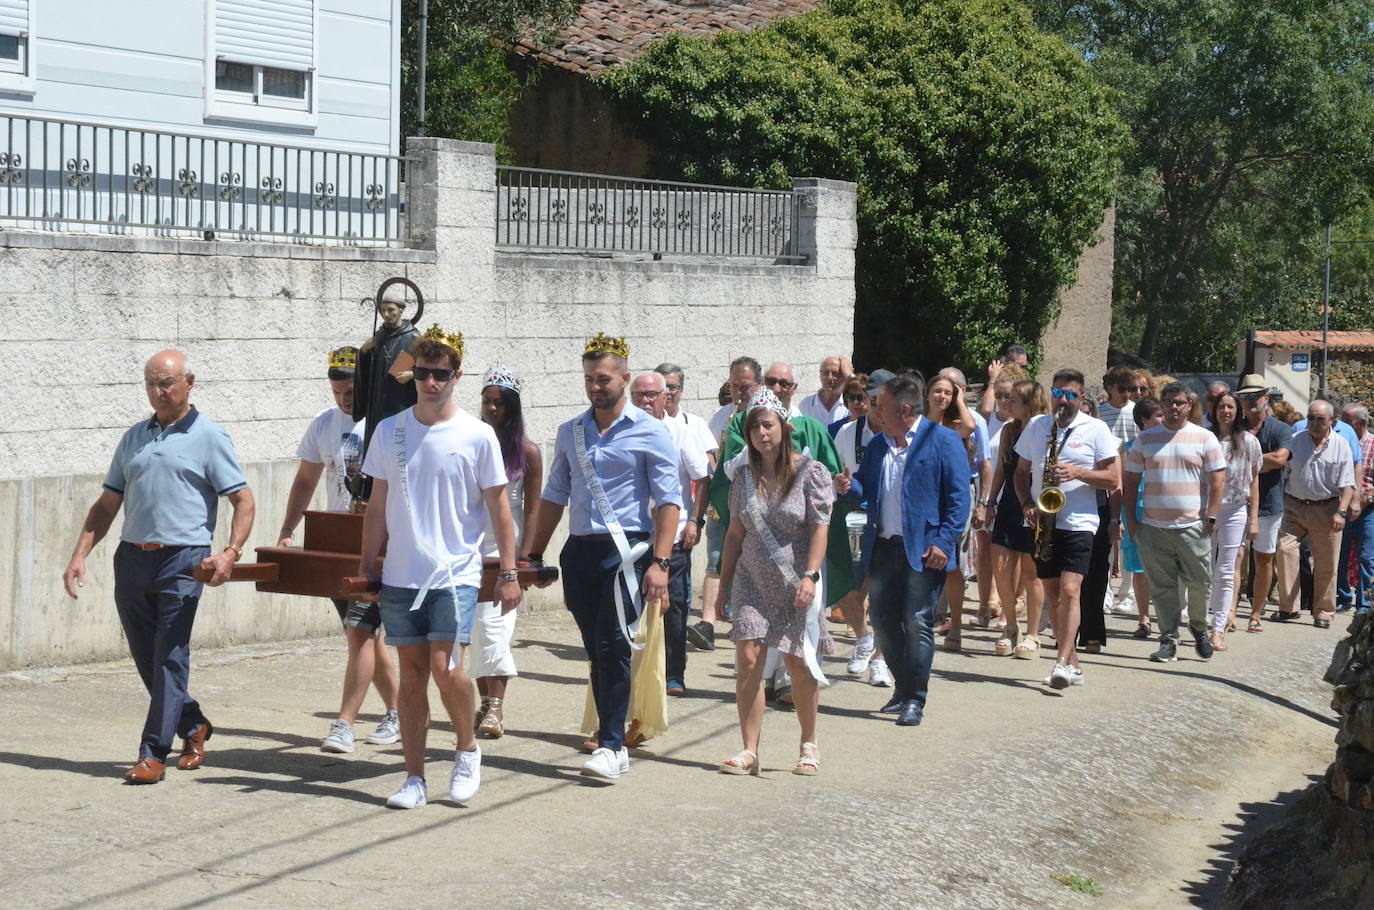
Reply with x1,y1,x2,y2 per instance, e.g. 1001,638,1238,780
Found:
471,363,542,738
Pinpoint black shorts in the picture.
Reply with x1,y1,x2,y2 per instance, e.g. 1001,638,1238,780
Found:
1034,529,1095,579
331,597,383,634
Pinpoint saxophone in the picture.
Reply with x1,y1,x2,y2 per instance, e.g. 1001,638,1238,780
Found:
1033,424,1072,561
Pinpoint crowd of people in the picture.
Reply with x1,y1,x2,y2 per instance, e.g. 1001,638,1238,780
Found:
61,333,1370,806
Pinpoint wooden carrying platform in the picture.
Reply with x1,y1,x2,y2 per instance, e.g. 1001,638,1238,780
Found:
197,510,556,601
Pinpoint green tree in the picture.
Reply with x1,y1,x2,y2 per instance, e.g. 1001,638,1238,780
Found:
399,0,579,152
601,0,1125,373
1027,0,1374,368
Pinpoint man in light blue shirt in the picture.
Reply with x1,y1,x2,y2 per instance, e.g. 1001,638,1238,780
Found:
63,350,254,784
522,334,681,782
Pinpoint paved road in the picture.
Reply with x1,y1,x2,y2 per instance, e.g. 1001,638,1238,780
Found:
0,604,1343,909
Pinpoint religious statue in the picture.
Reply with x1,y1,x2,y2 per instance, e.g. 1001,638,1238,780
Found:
349,277,424,501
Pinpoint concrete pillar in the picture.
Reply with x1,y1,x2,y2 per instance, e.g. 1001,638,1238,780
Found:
792,176,858,280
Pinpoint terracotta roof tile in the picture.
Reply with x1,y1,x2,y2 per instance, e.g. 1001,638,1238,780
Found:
1254,330,1374,352
514,1,821,76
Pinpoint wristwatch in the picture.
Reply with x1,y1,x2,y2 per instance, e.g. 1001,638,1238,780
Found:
1337,509,1349,518
1206,516,1217,525
655,556,672,571
804,570,821,582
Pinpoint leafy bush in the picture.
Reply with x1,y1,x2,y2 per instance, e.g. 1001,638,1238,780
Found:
601,0,1125,373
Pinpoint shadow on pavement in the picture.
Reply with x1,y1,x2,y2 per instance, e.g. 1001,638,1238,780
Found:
1176,774,1323,908
1092,661,1338,728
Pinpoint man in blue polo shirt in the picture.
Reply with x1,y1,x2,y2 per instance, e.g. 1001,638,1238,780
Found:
521,333,681,782
63,349,255,784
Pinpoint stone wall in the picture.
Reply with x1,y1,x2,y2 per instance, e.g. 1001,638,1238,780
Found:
1039,206,1115,385
0,138,856,669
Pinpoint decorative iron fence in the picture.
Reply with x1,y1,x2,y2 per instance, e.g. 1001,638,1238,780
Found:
495,166,802,261
0,115,404,245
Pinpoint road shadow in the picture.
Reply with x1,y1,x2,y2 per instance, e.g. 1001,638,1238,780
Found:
1176,774,1323,908
1096,662,1338,728
512,639,588,662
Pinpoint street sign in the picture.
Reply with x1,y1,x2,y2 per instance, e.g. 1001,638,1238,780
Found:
1292,353,1310,372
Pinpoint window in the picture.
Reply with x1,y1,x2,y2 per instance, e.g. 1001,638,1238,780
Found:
205,0,316,127
0,0,32,92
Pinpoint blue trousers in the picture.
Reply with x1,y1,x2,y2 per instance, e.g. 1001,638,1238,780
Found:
1338,508,1374,609
112,543,210,761
560,533,649,752
865,536,945,708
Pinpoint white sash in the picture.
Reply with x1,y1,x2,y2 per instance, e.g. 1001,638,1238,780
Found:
393,414,469,669
741,465,829,687
574,421,650,651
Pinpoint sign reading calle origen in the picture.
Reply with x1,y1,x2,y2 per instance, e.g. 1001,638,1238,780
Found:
1292,353,1310,372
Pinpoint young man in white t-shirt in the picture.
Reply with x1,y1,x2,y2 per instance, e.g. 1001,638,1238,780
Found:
360,327,522,809
1014,368,1120,690
278,346,400,755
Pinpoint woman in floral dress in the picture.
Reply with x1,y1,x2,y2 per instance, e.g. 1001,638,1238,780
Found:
713,389,833,777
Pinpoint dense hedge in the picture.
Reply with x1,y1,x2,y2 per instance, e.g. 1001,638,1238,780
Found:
601,0,1125,373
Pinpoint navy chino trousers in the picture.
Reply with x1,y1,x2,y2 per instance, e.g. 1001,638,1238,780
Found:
865,535,946,709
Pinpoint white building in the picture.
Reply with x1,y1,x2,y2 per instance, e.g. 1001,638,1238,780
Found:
0,0,402,243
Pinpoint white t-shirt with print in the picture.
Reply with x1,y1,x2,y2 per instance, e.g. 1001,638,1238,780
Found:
1013,411,1119,533
296,406,366,512
362,407,508,589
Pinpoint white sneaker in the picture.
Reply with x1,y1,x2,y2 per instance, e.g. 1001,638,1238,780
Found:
868,659,894,688
321,719,355,753
385,775,427,809
449,745,481,803
1112,592,1138,616
618,747,630,774
1048,663,1073,690
580,747,621,781
1068,666,1086,686
847,639,876,675
364,710,401,745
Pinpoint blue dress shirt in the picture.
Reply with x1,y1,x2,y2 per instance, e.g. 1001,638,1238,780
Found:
543,400,683,535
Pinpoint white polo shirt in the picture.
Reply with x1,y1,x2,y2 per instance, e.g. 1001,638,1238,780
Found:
1014,411,1118,533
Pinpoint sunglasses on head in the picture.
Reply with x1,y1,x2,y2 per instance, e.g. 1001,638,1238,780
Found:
1051,388,1080,401
413,366,456,383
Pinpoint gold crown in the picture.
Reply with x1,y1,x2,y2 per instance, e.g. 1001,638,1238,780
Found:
584,332,629,359
327,346,358,371
421,323,465,362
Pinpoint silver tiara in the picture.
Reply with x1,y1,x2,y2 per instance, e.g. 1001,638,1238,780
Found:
482,362,522,394
747,387,789,420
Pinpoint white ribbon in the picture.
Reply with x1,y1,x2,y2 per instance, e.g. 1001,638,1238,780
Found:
393,414,470,669
574,422,649,651
741,465,829,687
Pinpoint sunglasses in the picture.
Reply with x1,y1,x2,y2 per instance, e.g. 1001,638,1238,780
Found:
413,366,456,383
1051,388,1080,401
764,377,795,389
994,392,1013,400
1127,385,1150,393
843,393,866,403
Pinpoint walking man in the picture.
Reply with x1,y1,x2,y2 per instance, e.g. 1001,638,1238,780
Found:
359,325,522,808
63,349,255,783
1124,382,1226,662
1014,369,1119,688
522,334,682,782
278,346,400,753
1275,399,1355,629
848,373,969,726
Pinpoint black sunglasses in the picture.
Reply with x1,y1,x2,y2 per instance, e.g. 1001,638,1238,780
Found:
413,366,456,383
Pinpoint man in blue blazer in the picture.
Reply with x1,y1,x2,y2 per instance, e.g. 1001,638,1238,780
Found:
845,373,970,726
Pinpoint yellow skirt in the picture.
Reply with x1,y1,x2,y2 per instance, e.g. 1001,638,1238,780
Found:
580,599,669,739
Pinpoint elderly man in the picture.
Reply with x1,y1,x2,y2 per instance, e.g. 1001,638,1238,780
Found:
63,350,255,784
1203,380,1230,429
1275,400,1356,629
799,356,851,426
631,372,710,694
1346,405,1374,615
694,356,763,650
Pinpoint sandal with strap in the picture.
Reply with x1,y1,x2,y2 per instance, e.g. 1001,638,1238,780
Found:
719,749,760,776
1132,622,1151,639
1211,630,1228,652
995,625,1020,657
793,742,819,776
477,697,504,739
1247,616,1263,633
1013,634,1040,660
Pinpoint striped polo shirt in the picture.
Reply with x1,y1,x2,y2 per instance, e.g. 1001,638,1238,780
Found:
1123,421,1225,529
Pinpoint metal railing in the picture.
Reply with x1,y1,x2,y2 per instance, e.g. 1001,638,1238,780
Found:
0,114,404,245
495,166,802,261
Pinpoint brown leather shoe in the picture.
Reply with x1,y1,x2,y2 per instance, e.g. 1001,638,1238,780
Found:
178,720,213,770
124,757,166,784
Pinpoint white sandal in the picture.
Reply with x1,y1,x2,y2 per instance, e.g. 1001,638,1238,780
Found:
1013,634,1040,660
720,749,760,776
793,742,819,776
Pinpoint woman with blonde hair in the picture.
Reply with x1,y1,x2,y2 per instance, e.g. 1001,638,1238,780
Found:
713,388,834,777
987,379,1049,658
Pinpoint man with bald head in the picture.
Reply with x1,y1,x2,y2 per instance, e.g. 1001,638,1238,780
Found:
63,350,255,783
799,356,851,425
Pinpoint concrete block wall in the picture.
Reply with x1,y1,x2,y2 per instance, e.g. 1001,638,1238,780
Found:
0,139,857,669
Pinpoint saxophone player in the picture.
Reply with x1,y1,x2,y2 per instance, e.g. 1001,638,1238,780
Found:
1013,369,1120,691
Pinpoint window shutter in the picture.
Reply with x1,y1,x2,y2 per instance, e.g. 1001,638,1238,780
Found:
214,0,314,72
0,0,29,37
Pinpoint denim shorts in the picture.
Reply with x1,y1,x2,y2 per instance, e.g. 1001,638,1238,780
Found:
379,584,477,647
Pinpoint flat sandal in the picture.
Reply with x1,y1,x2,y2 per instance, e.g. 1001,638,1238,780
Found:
793,742,819,776
720,749,759,776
